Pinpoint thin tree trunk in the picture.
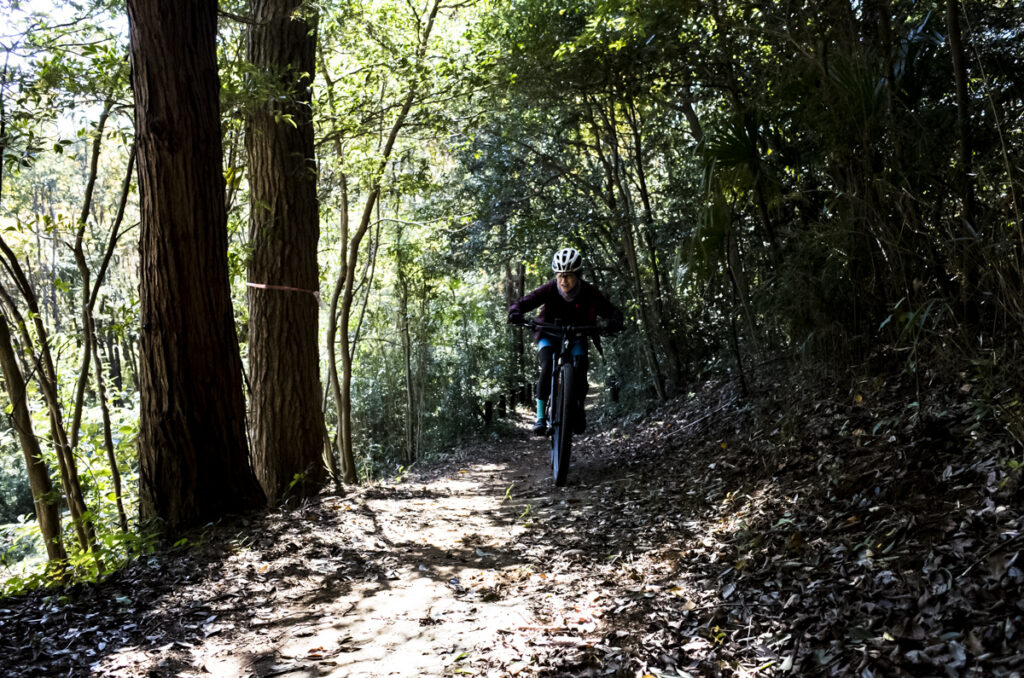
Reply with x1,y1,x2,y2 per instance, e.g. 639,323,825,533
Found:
395,228,415,464
503,256,525,407
400,290,415,464
328,0,442,484
106,327,124,404
619,221,667,400
123,335,138,390
945,0,980,322
327,173,350,483
337,221,382,480
64,106,135,541
84,143,137,534
724,203,759,352
91,328,128,532
415,286,428,451
70,101,111,452
0,244,95,553
0,315,67,563
946,0,975,228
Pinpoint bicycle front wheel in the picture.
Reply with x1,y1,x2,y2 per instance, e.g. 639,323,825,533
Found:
552,362,575,486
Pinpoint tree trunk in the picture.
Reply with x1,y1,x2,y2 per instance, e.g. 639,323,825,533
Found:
82,142,137,535
400,285,415,464
724,200,759,356
123,334,139,392
945,0,980,322
395,230,416,464
946,0,974,228
69,103,108,451
0,315,66,563
105,327,124,403
0,245,95,553
91,326,128,533
128,0,265,532
246,0,326,503
326,173,351,483
338,279,357,482
504,258,526,407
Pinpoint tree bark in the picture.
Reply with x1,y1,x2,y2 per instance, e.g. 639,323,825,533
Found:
128,0,265,532
246,0,326,503
326,173,350,482
69,102,109,452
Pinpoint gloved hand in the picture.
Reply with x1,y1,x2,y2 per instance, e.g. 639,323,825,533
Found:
508,311,524,325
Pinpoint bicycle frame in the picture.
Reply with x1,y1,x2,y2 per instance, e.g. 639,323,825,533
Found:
520,319,604,486
537,322,593,421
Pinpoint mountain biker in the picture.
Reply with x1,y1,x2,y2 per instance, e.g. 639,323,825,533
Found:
507,247,624,435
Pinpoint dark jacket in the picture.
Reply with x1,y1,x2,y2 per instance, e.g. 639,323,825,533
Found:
508,279,623,346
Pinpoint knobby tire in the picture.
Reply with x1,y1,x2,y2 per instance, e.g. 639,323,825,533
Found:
552,362,575,486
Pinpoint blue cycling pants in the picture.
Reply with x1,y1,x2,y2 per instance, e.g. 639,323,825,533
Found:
536,339,588,403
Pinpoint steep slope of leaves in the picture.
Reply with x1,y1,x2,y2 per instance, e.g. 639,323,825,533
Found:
542,374,1023,676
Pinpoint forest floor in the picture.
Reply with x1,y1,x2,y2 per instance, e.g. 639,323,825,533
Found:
2,370,1024,677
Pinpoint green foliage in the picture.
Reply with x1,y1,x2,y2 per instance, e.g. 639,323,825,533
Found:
1,521,158,597
1,0,141,590
0,427,35,524
0,515,43,570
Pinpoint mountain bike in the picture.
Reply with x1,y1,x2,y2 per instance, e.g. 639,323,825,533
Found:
513,318,614,486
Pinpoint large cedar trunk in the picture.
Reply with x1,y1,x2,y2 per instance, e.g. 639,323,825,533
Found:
128,0,265,531
246,0,326,502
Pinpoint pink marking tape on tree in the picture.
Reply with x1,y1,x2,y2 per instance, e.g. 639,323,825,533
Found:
246,282,325,308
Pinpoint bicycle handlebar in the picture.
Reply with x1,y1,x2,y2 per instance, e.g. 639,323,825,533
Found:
509,317,620,337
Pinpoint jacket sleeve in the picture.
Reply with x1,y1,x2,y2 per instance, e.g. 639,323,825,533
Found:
508,281,552,317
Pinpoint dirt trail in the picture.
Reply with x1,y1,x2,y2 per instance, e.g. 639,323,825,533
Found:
12,410,627,678
9,379,1021,677
189,452,557,677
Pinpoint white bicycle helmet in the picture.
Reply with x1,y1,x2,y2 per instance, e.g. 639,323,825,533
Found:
551,247,583,273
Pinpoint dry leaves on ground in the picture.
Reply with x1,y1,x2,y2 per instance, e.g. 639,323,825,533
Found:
1,372,1022,677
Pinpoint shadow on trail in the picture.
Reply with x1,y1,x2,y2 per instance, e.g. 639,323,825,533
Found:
0,450,549,677
0,401,775,677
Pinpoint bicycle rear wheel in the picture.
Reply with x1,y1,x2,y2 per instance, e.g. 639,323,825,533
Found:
552,362,575,486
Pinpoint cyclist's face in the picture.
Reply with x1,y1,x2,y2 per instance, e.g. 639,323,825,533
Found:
556,271,578,294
